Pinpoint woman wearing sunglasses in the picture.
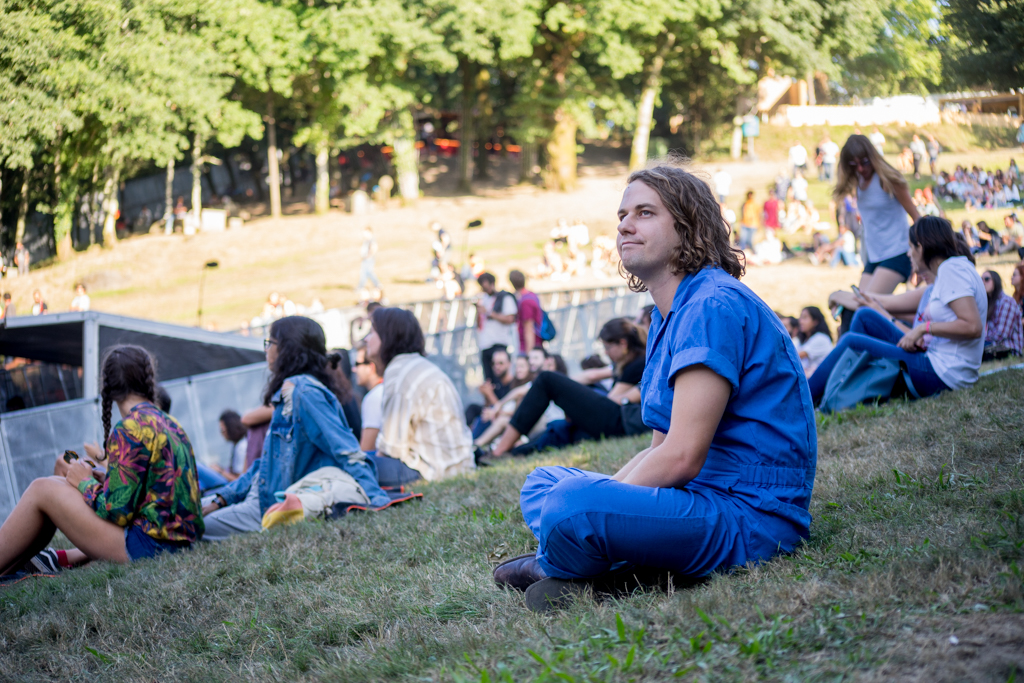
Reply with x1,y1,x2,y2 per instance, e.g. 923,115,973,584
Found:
834,134,920,296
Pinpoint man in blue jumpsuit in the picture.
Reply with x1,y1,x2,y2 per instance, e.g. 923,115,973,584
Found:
494,164,817,611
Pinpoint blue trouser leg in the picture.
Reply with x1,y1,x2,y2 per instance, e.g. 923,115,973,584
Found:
358,259,381,289
519,466,801,580
806,308,949,401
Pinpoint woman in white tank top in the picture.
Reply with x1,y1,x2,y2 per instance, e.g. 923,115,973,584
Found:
833,135,920,294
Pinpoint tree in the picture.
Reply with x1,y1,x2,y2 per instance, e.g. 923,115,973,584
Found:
833,0,942,99
0,0,82,245
942,0,1024,90
420,0,538,191
210,0,304,219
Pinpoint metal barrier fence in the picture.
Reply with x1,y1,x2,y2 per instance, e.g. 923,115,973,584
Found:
425,289,652,405
0,362,267,524
242,284,638,347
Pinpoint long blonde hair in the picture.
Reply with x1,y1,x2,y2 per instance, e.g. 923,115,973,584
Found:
833,134,907,201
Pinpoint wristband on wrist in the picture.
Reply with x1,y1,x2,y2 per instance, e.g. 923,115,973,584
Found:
215,494,227,508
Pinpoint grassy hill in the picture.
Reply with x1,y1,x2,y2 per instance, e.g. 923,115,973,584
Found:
2,369,1023,681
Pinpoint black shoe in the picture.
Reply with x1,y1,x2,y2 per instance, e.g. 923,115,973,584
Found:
474,446,492,466
524,578,588,612
493,553,548,591
25,549,62,575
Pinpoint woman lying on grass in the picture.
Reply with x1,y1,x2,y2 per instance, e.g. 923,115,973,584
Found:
0,345,204,575
494,164,817,611
807,216,987,403
202,316,390,539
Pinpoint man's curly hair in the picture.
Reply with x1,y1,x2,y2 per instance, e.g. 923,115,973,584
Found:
619,163,745,292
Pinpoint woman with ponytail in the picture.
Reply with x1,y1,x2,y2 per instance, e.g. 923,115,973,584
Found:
202,316,390,540
0,345,203,575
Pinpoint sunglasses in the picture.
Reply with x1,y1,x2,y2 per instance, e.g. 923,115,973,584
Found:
848,157,871,168
263,338,278,350
354,360,373,367
982,275,992,282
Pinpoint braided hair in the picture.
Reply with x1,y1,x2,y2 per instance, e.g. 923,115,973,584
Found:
99,345,159,454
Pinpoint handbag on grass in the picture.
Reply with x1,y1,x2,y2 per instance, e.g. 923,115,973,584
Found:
818,348,919,413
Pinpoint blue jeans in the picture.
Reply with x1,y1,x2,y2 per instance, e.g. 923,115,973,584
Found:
358,258,381,289
519,466,805,580
739,226,756,250
807,308,949,402
830,249,857,267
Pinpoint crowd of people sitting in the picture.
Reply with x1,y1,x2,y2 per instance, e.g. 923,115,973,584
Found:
3,151,1023,614
935,161,1022,210
534,219,619,281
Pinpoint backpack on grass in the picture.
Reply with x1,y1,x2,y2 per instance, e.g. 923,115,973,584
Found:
818,348,919,413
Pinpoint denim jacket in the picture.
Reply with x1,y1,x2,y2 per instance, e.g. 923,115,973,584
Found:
219,374,390,513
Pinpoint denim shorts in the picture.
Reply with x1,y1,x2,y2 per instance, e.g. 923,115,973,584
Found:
124,525,191,562
863,253,912,279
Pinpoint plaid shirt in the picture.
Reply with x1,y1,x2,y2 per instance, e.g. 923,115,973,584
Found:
986,292,1024,355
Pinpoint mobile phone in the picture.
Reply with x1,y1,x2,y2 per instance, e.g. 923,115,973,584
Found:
832,304,845,322
850,285,861,297
63,449,79,464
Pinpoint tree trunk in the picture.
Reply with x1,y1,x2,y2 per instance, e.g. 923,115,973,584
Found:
629,34,675,171
393,109,419,203
52,142,73,260
473,67,492,181
456,57,474,193
101,166,119,246
14,173,29,246
87,163,99,246
544,108,577,192
314,140,330,214
266,92,282,218
191,138,203,228
164,159,174,234
519,142,536,183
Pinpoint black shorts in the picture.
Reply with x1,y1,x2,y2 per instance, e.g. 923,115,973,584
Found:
863,253,912,279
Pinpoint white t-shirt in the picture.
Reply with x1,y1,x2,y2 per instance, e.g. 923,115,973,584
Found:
713,171,732,197
839,230,855,252
797,332,834,376
869,131,885,154
791,177,809,202
230,437,248,474
925,257,987,390
789,145,808,167
477,292,518,350
71,294,90,311
821,141,840,164
361,382,383,431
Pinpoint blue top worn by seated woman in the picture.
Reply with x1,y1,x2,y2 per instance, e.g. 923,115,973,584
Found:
218,375,391,512
642,267,817,562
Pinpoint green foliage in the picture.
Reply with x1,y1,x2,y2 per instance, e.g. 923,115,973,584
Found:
942,0,1024,91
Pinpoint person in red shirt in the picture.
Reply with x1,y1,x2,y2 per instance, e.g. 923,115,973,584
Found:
763,194,780,230
510,269,543,352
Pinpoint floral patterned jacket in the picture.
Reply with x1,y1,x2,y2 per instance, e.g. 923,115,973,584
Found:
78,402,204,543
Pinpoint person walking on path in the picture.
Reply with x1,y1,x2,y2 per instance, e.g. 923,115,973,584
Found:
493,163,816,612
909,134,927,180
927,135,941,179
357,226,382,299
834,134,920,297
13,242,29,277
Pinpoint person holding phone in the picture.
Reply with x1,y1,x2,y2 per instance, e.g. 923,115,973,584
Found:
808,216,986,403
0,345,204,575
